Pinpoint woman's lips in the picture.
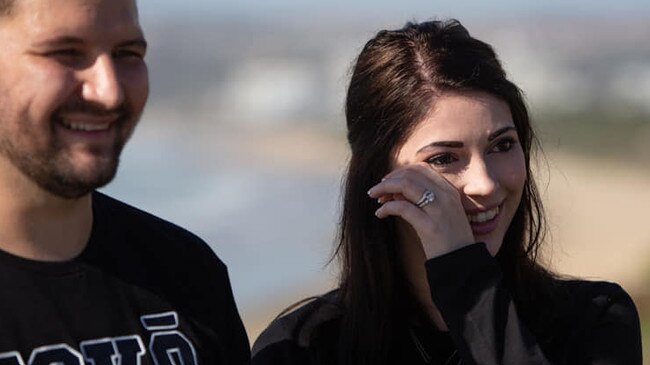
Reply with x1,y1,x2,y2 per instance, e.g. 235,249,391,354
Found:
466,204,500,236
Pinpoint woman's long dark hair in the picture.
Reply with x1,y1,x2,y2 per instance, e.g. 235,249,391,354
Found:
332,19,555,365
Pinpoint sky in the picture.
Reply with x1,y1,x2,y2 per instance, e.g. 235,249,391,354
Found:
138,0,650,25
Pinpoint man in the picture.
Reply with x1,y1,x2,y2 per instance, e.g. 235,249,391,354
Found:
0,0,250,364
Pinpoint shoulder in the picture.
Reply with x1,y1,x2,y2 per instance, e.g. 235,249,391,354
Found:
252,290,342,362
548,279,642,362
551,279,640,330
558,279,634,305
559,279,638,314
91,192,224,268
89,193,250,356
92,191,206,242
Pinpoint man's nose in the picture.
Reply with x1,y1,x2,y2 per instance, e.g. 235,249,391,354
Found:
80,55,124,110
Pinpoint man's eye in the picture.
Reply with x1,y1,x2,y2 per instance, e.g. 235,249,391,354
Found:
43,49,88,67
426,153,457,166
113,49,145,60
47,49,83,58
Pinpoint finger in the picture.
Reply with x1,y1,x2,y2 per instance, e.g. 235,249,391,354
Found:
376,192,409,205
377,194,391,204
375,199,430,226
381,163,433,180
383,163,455,193
376,196,474,259
368,176,429,206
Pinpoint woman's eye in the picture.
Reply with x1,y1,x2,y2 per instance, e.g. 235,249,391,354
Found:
426,153,457,166
491,138,516,153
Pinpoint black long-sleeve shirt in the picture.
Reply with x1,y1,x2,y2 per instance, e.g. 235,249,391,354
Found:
252,243,641,364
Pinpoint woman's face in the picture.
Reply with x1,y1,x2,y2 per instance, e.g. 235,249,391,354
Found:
393,90,526,256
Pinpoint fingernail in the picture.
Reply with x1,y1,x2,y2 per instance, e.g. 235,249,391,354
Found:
374,207,384,218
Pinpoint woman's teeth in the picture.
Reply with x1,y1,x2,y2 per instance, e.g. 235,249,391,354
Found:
467,206,499,223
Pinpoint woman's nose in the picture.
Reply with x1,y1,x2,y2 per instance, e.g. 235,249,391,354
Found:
461,158,498,197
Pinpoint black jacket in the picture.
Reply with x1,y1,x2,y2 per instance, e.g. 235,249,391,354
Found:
252,244,641,364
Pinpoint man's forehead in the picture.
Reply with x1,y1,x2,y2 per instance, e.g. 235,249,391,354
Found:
11,0,139,25
7,0,142,41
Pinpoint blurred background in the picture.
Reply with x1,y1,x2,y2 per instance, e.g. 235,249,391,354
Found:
102,0,650,360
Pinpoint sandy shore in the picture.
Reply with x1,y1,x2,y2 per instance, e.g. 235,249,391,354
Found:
543,153,650,293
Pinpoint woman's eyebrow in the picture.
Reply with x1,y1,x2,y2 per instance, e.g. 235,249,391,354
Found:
417,141,463,154
488,126,516,141
416,126,517,154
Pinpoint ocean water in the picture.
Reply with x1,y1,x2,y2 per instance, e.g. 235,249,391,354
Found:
101,120,341,314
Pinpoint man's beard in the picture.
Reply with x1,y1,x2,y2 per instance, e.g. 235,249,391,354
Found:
2,137,125,199
0,100,136,199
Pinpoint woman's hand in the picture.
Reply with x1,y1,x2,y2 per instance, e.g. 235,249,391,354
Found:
367,163,474,259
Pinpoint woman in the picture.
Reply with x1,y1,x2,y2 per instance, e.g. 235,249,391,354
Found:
252,19,642,365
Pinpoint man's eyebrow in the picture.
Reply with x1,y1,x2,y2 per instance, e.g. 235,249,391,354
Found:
488,126,516,141
33,36,148,50
33,36,84,48
117,38,148,50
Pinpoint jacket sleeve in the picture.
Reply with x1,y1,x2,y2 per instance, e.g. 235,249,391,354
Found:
425,243,642,365
251,312,313,365
572,281,642,365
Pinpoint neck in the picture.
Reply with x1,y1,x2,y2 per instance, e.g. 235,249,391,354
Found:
0,160,93,262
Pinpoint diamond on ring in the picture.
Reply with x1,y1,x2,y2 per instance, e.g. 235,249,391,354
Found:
416,190,435,208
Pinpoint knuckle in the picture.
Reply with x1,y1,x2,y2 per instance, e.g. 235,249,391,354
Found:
403,176,420,192
386,200,412,215
393,201,408,214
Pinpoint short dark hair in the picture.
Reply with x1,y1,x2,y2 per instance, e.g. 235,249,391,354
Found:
331,19,554,365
